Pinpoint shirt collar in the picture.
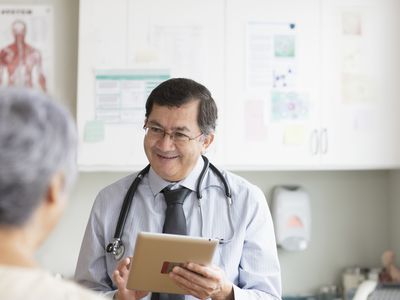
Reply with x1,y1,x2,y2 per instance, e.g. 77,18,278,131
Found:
148,156,205,196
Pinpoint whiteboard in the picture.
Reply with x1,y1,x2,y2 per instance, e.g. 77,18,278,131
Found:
77,0,399,171
77,0,225,171
223,0,322,168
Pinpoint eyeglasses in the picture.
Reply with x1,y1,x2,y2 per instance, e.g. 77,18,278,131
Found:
144,125,203,144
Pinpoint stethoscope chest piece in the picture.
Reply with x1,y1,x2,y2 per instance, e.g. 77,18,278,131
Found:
114,244,125,260
106,239,125,260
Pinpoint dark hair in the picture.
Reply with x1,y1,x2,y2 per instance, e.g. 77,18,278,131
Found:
145,78,218,135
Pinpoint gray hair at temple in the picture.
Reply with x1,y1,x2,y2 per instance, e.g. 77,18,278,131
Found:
0,88,77,227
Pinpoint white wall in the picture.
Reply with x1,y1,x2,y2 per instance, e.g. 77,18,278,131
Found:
37,169,391,296
388,170,400,263
4,0,398,297
236,170,391,294
387,0,400,264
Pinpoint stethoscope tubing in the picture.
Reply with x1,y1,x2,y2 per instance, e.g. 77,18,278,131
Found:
106,156,233,259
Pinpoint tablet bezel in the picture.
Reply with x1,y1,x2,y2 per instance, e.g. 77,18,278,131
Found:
126,232,219,294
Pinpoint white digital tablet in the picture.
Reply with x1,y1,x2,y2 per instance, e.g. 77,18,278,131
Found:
126,232,219,294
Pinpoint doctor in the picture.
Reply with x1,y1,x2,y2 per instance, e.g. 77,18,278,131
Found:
75,78,281,300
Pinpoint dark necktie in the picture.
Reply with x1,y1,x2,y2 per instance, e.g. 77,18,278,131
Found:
151,186,191,300
162,186,191,235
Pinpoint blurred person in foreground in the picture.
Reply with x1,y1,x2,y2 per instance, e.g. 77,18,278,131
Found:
0,88,104,299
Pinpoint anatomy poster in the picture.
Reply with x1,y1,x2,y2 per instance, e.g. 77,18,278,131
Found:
0,5,53,93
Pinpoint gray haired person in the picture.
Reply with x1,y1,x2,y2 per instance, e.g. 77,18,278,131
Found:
0,88,105,300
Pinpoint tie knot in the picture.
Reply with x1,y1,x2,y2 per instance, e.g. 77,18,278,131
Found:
162,186,191,206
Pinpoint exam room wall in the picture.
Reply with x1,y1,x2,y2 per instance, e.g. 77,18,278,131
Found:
7,0,392,296
388,170,400,264
37,170,391,296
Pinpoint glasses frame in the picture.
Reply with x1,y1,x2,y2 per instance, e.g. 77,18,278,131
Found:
143,124,204,144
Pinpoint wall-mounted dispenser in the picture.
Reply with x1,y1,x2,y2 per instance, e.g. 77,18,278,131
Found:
271,185,311,251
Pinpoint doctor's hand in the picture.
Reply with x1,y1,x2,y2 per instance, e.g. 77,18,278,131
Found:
169,262,234,300
112,257,149,300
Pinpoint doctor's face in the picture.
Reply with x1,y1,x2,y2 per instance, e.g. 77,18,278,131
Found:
144,100,213,182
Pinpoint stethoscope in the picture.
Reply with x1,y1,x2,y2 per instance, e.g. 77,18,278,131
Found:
106,155,234,260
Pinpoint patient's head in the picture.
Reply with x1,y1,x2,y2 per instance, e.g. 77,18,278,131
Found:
0,88,77,235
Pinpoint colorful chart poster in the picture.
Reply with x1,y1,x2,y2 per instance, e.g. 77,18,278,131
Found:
94,69,169,124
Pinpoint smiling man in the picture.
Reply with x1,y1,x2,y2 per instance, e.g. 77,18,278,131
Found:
143,102,212,181
75,78,282,300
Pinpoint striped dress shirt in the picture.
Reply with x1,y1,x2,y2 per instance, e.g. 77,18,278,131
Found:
74,157,281,299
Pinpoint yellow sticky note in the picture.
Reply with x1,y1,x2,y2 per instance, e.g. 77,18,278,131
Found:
283,125,305,145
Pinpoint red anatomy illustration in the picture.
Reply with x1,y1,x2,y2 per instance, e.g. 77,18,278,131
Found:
0,20,46,92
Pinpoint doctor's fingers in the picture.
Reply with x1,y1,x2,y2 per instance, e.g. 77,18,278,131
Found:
170,265,225,299
112,257,131,286
112,269,126,290
116,257,132,274
112,270,150,300
182,263,225,281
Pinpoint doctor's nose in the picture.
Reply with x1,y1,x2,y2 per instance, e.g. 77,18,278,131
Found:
156,133,176,150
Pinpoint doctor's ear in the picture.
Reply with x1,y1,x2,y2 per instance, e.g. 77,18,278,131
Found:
201,133,214,152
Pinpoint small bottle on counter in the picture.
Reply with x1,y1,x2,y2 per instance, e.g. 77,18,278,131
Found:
318,284,340,300
342,267,367,300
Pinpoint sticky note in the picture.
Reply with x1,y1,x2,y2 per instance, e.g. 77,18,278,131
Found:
83,120,105,143
283,125,305,145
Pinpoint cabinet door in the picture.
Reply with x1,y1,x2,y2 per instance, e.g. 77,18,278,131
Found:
319,0,400,168
77,0,226,170
223,0,322,170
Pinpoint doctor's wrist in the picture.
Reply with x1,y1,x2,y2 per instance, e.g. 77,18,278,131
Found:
212,281,234,300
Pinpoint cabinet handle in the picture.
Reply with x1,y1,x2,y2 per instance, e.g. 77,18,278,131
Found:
320,128,328,154
310,129,319,155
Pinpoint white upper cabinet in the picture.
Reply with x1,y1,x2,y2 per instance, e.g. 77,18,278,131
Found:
318,0,400,169
223,0,323,170
222,0,400,170
77,0,400,171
